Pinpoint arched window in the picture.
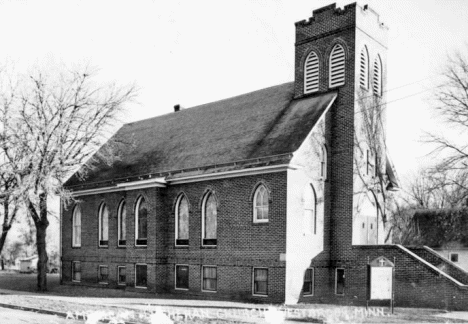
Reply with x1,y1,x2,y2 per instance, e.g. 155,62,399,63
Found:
360,46,369,89
304,51,319,94
98,203,109,246
321,145,328,180
118,200,126,246
135,196,148,246
329,44,346,88
303,185,317,235
202,192,217,246
253,185,269,223
72,205,81,247
373,55,382,96
175,194,189,246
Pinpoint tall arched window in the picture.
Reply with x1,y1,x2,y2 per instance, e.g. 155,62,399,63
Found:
304,51,319,94
321,145,328,180
175,194,189,246
373,55,382,96
360,46,369,89
329,44,346,88
303,185,317,235
98,203,109,246
135,196,148,246
118,200,126,246
253,185,269,223
202,192,217,246
72,205,81,247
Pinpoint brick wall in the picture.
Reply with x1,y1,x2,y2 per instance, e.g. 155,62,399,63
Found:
299,245,468,310
408,247,468,285
62,172,287,303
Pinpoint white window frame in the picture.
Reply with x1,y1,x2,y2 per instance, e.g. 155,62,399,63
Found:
175,264,189,291
201,265,218,293
72,205,81,248
321,145,328,180
329,44,346,88
304,51,320,94
98,265,109,284
117,266,126,286
303,184,317,235
134,196,148,247
175,194,189,246
134,263,148,289
373,55,382,96
201,191,217,246
98,203,109,247
117,200,126,247
253,185,269,223
335,268,345,295
303,268,314,296
252,267,268,297
450,252,459,263
360,46,369,89
72,261,81,283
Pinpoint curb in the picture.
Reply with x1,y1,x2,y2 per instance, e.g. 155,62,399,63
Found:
0,303,139,323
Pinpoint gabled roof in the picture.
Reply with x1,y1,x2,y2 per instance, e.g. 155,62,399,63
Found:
65,83,337,189
413,208,468,248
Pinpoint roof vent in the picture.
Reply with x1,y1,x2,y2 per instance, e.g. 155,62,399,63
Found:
174,104,181,112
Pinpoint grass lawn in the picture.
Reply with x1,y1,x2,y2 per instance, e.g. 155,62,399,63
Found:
0,271,467,323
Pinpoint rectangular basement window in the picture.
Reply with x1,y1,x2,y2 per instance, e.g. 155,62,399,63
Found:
303,268,314,296
135,264,147,288
253,268,268,296
175,264,189,290
72,261,81,282
117,266,126,285
450,253,459,263
335,268,345,295
202,266,217,292
99,265,109,284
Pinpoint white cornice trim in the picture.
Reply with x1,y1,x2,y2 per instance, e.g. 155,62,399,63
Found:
71,164,297,196
72,177,166,197
168,164,296,185
116,177,166,188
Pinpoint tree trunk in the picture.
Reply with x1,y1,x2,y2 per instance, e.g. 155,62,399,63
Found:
36,219,49,291
0,226,10,257
0,198,12,256
28,193,49,292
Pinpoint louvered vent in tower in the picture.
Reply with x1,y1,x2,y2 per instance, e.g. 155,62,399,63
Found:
360,47,369,89
329,44,346,88
373,56,382,96
304,51,319,94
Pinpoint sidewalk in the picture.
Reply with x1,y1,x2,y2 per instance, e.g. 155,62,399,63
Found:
0,288,283,323
0,286,465,323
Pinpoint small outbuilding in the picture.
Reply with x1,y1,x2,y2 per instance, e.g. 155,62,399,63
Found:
19,255,38,273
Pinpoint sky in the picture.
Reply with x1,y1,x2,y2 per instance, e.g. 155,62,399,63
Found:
0,0,467,184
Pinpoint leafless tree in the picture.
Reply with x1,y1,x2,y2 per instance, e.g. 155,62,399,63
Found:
0,66,137,291
427,49,468,172
0,177,20,258
354,90,395,242
405,168,468,209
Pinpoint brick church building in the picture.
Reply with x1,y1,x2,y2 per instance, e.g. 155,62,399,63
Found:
61,3,468,309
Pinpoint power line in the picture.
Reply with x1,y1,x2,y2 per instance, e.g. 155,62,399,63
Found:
355,83,444,115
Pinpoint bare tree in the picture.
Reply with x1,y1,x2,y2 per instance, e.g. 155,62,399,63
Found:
405,168,468,209
427,49,468,172
354,90,396,242
0,66,137,291
0,177,20,257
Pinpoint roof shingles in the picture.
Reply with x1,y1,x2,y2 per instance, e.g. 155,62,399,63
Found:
65,82,337,188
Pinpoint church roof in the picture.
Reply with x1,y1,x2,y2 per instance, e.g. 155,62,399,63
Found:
65,82,338,189
413,208,468,248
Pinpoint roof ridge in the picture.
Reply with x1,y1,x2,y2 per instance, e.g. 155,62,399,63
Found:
124,81,294,126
